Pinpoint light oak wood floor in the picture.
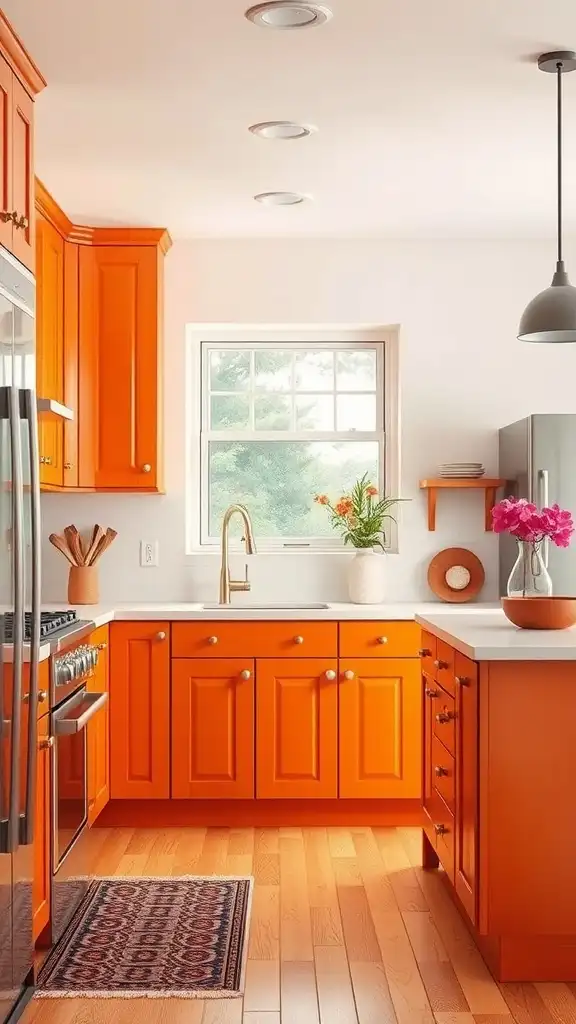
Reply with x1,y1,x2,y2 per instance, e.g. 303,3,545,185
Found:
22,825,574,1024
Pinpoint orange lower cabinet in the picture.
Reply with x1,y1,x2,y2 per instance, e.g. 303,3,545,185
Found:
33,715,51,943
171,659,255,799
110,622,170,799
256,658,338,799
88,625,109,825
339,658,422,798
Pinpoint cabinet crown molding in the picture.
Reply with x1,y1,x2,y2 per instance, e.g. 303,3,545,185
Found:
0,11,46,96
35,179,172,253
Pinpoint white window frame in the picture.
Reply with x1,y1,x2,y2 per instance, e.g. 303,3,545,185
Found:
185,324,400,555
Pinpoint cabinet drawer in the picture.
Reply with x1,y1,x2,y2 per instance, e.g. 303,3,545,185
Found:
172,621,337,659
419,630,437,676
454,650,478,689
433,689,455,756
434,807,455,882
340,621,420,658
432,734,455,813
434,639,455,696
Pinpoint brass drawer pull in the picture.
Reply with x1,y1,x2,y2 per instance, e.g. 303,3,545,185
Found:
240,669,251,680
425,687,440,698
142,463,152,473
40,455,52,466
433,659,448,669
325,669,337,681
376,636,388,645
434,823,448,836
294,635,304,644
39,736,54,750
419,647,432,657
455,675,470,686
38,690,48,703
343,670,355,680
435,711,454,724
208,635,218,645
434,765,448,777
156,631,167,641
0,210,17,224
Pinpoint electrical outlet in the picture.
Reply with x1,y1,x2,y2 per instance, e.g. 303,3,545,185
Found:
140,540,159,567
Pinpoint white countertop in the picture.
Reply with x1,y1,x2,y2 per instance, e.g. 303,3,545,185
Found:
1,601,499,661
416,609,576,661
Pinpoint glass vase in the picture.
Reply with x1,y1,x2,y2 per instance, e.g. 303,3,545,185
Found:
507,540,552,598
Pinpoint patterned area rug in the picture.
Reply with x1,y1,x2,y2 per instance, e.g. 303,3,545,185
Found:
35,876,253,999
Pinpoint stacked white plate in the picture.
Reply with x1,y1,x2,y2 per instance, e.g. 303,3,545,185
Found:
439,463,485,479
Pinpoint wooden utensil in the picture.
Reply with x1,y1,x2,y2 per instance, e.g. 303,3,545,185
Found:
89,527,117,565
84,525,104,566
49,533,78,567
64,525,84,567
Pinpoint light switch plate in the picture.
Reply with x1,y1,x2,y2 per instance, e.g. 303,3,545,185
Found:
140,540,159,567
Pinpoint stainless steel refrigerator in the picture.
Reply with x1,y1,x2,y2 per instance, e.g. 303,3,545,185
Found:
499,415,576,596
0,247,41,1023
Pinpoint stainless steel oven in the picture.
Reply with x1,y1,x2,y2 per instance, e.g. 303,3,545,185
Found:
49,642,107,942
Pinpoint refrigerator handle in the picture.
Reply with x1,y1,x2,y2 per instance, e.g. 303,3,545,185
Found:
537,469,550,569
21,389,41,845
7,387,24,854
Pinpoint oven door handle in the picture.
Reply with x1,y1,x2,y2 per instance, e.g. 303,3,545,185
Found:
53,691,108,735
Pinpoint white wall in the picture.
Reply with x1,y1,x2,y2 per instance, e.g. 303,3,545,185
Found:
40,237,576,604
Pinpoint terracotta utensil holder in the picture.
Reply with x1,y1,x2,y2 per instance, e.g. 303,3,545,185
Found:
68,565,99,605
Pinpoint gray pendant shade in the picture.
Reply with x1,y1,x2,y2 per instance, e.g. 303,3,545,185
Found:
518,261,576,343
518,51,576,343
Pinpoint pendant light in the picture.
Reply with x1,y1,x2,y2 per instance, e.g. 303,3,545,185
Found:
518,51,576,343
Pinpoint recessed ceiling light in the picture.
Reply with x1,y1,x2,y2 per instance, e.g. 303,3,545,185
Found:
249,120,317,140
245,3,332,30
254,191,310,205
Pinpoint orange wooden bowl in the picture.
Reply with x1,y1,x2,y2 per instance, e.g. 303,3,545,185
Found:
502,596,576,630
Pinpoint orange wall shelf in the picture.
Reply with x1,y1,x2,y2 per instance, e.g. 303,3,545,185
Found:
419,478,506,531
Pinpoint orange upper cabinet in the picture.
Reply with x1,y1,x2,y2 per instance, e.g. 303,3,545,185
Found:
339,658,422,798
110,622,170,799
36,213,65,486
78,243,166,491
0,15,45,271
172,659,255,799
256,658,338,799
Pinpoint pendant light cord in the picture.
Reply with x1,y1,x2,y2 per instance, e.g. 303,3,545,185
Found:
557,60,563,264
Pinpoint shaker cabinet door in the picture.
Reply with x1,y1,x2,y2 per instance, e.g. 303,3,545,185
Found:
36,214,65,486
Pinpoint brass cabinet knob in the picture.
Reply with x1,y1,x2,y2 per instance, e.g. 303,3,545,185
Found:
343,670,355,680
418,648,432,657
455,675,470,686
15,214,28,230
325,669,337,681
435,711,454,724
377,636,388,645
240,669,251,680
40,455,52,465
0,210,17,224
39,736,54,750
434,823,448,836
97,642,107,650
64,462,72,470
208,636,218,645
434,659,448,669
293,635,304,645
425,687,439,698
156,631,167,641
142,463,152,473
434,765,448,777
38,690,48,703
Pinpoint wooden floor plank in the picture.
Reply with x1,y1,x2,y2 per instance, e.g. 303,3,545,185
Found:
248,885,280,960
328,828,357,858
244,961,281,1013
349,961,397,1024
352,829,397,914
304,828,344,947
172,827,207,874
280,832,314,962
202,1001,243,1024
197,827,230,874
499,983,558,1024
434,1015,475,1024
534,984,576,1024
243,1014,281,1024
418,963,470,1013
336,884,382,963
403,911,449,964
280,961,320,1024
227,828,255,874
314,945,359,1024
367,908,435,1024
374,828,428,912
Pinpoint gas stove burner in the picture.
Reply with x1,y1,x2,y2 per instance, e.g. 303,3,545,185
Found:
2,610,79,642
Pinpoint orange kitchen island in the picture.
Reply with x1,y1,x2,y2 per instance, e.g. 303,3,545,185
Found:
417,609,576,982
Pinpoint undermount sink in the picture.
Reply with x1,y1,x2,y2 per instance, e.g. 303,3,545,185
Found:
201,603,330,611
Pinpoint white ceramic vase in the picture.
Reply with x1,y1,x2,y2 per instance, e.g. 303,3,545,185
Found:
347,548,385,604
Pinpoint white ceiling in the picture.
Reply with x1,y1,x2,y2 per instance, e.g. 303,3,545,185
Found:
5,0,576,238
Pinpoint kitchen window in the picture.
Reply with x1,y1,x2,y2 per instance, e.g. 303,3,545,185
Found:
187,327,399,551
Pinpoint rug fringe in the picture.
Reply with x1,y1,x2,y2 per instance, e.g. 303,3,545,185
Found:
35,988,242,1000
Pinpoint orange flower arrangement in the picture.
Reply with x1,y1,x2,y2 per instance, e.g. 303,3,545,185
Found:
314,473,403,549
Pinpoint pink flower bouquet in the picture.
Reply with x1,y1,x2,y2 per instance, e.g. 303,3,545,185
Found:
491,497,574,547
